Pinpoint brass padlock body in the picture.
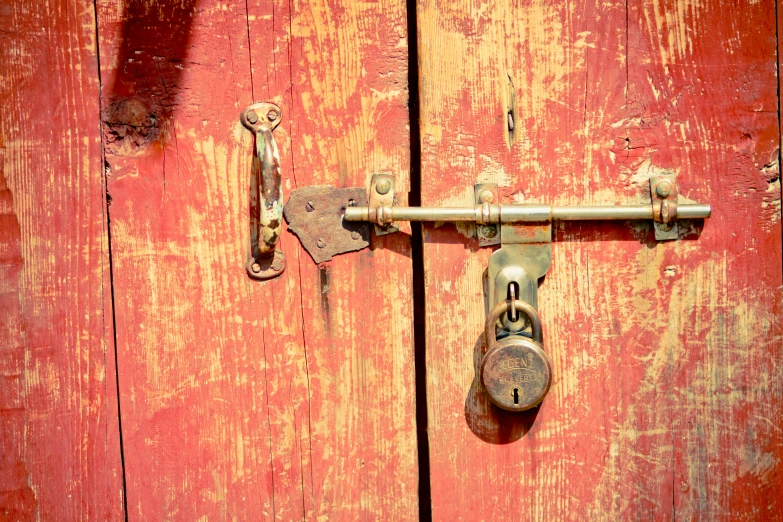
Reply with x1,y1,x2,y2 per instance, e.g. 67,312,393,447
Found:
481,300,552,411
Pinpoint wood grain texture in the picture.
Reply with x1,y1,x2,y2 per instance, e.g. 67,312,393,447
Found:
417,0,783,520
97,0,418,519
246,1,418,519
0,0,124,520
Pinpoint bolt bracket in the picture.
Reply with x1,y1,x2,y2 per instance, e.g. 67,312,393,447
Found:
369,173,398,236
650,173,679,240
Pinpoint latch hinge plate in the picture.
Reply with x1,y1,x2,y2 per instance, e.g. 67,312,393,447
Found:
283,186,370,264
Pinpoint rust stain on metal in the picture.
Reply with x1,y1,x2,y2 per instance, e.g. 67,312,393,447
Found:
284,186,370,264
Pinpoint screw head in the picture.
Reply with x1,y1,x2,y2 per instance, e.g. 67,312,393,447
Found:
375,179,392,195
251,263,261,273
305,201,315,212
656,180,673,198
351,231,361,240
478,190,494,203
246,110,259,124
267,110,279,122
480,225,497,238
317,239,326,249
271,258,283,271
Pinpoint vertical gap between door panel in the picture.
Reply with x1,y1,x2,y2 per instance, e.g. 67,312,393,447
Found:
406,0,432,519
776,0,783,273
93,1,129,519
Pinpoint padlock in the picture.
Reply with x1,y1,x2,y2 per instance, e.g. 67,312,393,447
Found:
481,300,552,411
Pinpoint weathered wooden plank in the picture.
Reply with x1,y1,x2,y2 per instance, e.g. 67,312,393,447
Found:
246,1,419,519
96,1,276,519
98,0,418,519
417,0,783,519
657,1,783,517
0,0,124,519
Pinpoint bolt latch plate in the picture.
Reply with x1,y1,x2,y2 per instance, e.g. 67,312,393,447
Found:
283,186,370,264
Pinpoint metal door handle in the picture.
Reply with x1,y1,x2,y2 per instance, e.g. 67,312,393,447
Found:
241,102,285,280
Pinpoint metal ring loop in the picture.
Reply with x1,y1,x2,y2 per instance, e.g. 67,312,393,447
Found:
485,300,542,348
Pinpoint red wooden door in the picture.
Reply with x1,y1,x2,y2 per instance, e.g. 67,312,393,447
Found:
2,0,783,520
95,0,419,520
417,0,783,520
3,0,419,520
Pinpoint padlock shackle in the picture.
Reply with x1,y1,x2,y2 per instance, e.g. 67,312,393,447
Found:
485,300,543,347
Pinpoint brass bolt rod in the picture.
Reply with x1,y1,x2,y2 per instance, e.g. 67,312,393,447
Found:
344,203,711,224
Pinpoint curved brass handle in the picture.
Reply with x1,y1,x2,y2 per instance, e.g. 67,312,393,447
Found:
241,102,285,280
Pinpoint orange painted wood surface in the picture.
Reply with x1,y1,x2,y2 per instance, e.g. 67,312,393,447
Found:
417,0,782,520
0,0,124,520
4,0,783,520
97,0,417,520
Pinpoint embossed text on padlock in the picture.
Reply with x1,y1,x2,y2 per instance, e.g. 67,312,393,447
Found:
481,300,552,411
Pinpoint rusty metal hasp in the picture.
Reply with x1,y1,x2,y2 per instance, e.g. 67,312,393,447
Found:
282,173,394,263
283,186,370,264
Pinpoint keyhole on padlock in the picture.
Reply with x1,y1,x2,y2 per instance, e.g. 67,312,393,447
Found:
513,388,519,404
506,282,520,322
